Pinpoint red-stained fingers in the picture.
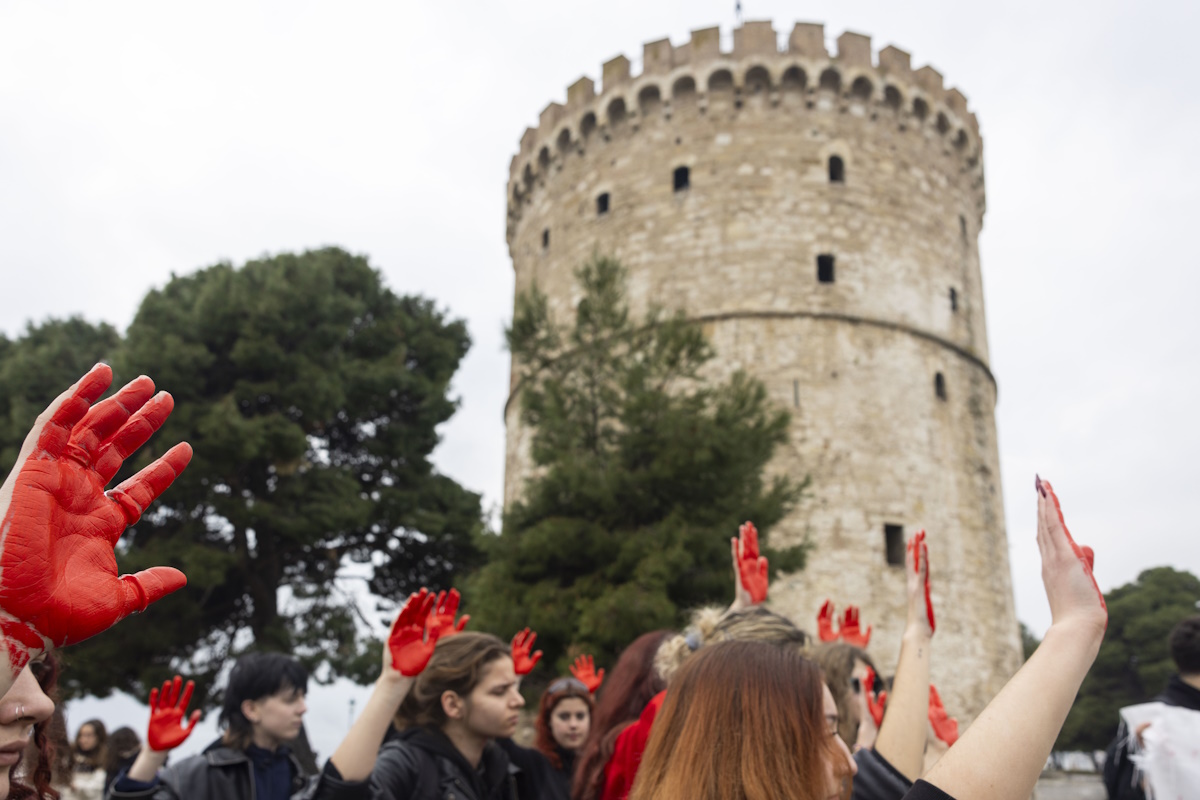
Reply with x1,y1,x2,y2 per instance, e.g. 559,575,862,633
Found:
511,628,543,675
928,684,959,746
388,588,440,676
817,599,839,643
33,364,114,457
119,567,188,616
93,391,176,483
106,442,193,530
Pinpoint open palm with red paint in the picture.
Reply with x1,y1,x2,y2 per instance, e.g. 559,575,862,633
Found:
0,365,191,685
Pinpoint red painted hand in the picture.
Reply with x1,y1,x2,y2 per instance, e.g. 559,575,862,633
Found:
864,666,887,728
0,365,191,674
511,628,543,675
840,606,872,649
817,600,839,643
928,684,958,746
570,655,605,693
733,521,769,604
147,675,201,752
906,530,936,634
426,589,469,641
387,589,440,677
1036,476,1107,630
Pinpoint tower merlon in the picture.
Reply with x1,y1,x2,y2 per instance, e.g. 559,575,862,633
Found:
837,31,873,67
539,102,564,133
734,20,777,57
567,77,595,108
643,38,673,75
914,65,944,95
878,45,912,77
788,22,828,58
602,55,631,91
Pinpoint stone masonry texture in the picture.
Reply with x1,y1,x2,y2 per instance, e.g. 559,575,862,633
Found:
503,20,1022,722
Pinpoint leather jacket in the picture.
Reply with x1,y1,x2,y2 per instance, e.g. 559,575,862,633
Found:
107,739,310,800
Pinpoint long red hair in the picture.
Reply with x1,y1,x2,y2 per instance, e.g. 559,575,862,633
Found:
11,654,61,800
573,630,670,800
628,641,851,800
535,680,594,769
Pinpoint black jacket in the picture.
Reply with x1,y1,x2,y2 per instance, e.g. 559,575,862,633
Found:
1103,674,1200,800
313,727,539,800
107,738,309,800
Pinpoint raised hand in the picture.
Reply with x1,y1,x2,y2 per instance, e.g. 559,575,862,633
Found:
511,628,543,675
906,530,936,635
426,588,469,641
928,684,958,746
732,521,769,605
0,365,191,675
864,666,888,728
840,605,872,648
817,599,839,643
147,675,201,752
570,654,605,693
1036,477,1107,630
386,589,440,677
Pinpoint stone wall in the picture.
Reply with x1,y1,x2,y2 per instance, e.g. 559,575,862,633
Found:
503,20,1021,721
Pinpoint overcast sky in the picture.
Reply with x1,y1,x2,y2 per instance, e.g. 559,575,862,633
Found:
4,0,1198,756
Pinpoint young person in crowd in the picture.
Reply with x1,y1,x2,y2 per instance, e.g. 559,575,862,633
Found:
111,654,309,800
533,656,603,797
573,631,670,800
629,477,1108,800
104,728,142,796
68,719,109,799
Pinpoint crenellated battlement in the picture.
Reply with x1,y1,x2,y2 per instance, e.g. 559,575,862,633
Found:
507,20,983,222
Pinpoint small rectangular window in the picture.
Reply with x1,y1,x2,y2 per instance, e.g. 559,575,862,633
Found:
885,524,905,566
949,287,958,312
542,229,550,249
935,372,947,401
817,254,835,283
673,166,690,192
597,192,610,215
793,379,799,408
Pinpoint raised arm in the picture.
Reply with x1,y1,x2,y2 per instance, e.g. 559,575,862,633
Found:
874,530,935,781
0,365,191,696
125,675,203,782
328,588,442,781
919,478,1107,800
729,520,769,611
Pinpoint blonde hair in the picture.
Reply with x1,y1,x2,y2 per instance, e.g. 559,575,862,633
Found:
653,605,810,685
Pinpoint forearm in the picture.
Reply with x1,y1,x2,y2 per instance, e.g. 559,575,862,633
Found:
126,746,170,782
874,628,931,781
329,676,412,781
922,621,1102,800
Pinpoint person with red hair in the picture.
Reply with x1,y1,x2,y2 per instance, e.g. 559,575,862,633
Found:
534,676,594,796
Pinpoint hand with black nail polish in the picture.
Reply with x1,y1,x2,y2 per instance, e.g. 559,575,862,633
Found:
0,365,191,685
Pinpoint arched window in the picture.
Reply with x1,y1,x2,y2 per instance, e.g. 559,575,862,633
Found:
744,66,771,94
538,147,551,171
954,130,968,150
819,68,841,94
828,156,845,184
850,76,873,101
673,166,690,192
607,98,627,128
672,76,696,100
913,98,929,121
781,66,806,93
580,112,597,140
638,85,662,116
936,112,950,135
556,128,572,155
596,192,610,215
708,69,734,92
884,85,902,110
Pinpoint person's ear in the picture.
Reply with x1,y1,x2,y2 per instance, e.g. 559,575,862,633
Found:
441,690,466,721
241,698,261,725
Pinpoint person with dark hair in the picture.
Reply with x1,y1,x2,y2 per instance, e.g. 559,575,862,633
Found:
104,728,141,795
111,654,310,799
811,642,880,751
68,719,108,799
573,631,670,800
533,672,595,797
1104,614,1200,799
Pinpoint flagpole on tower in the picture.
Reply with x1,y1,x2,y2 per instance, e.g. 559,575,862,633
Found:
735,1,743,26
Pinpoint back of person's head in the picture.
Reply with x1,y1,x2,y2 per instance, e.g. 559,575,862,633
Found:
397,632,511,729
219,652,309,749
654,606,809,685
535,678,594,768
105,726,142,773
1169,615,1200,675
574,630,671,800
630,640,849,800
811,642,878,745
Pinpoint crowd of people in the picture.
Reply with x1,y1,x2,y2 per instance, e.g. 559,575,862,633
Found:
0,366,1139,799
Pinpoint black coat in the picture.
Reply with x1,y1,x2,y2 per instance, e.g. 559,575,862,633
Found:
107,739,308,800
313,728,560,800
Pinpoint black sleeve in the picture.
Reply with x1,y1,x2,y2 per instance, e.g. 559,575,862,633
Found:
366,742,424,800
1103,723,1146,800
901,780,956,800
851,748,913,800
297,761,370,800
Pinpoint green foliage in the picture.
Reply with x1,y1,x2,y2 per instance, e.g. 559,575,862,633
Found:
1056,566,1200,751
468,255,807,675
0,317,120,472
0,249,483,704
1020,621,1041,661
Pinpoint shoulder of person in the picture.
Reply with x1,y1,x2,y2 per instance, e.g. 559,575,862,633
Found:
368,739,432,796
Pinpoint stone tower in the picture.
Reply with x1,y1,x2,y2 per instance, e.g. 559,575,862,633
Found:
503,20,1021,719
